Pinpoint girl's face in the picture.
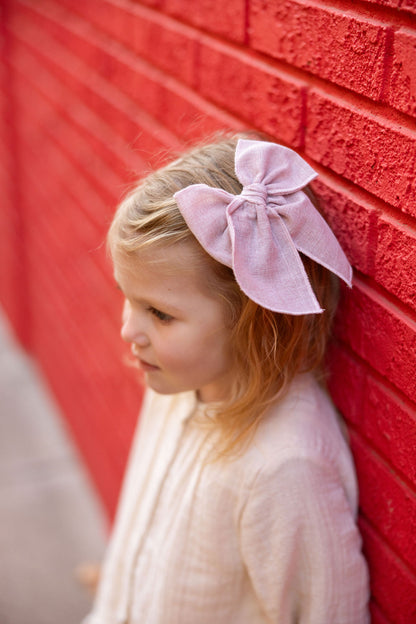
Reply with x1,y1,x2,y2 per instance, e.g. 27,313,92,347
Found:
113,242,235,403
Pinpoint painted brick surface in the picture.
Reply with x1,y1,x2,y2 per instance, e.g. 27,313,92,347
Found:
306,90,416,215
353,434,416,572
362,0,416,14
311,178,377,275
363,377,416,484
388,27,416,117
360,520,416,623
58,0,200,87
402,0,416,13
197,38,306,146
164,0,246,42
2,0,416,620
249,1,388,100
328,345,416,485
335,283,416,403
375,214,416,310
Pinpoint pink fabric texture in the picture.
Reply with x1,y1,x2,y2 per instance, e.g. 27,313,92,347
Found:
174,139,352,315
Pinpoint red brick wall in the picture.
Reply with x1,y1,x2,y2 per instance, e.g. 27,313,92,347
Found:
1,1,416,621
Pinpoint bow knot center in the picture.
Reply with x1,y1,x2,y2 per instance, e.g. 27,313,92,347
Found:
240,182,268,205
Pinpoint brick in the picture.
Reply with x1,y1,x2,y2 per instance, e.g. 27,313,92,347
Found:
249,1,387,100
306,90,416,216
352,434,416,572
35,26,194,142
30,301,130,516
150,82,241,141
14,6,236,149
130,0,161,6
16,5,183,159
71,0,128,43
14,5,121,87
68,42,235,142
198,38,305,146
19,91,121,203
326,347,416,487
363,377,416,485
17,37,231,185
361,0,416,11
311,178,376,275
375,214,416,310
11,38,143,191
370,602,392,624
387,27,416,118
164,0,246,43
26,225,128,392
360,520,416,624
326,346,366,425
18,135,112,263
401,0,416,13
361,0,401,8
335,283,416,403
40,0,199,87
109,1,198,87
33,257,139,395
362,0,416,12
129,10,198,87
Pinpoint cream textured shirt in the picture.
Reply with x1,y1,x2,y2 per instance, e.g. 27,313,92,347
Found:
84,374,369,624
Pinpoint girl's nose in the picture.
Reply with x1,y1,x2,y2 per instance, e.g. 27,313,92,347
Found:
120,301,150,347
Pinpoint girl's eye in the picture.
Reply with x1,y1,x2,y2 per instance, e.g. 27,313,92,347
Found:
148,307,173,323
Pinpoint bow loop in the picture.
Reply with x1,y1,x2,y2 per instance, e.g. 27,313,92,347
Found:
174,139,352,315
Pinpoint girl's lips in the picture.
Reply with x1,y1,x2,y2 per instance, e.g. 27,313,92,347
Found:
131,347,159,371
137,358,159,372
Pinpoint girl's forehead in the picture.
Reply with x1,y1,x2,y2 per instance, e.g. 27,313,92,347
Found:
112,242,216,299
113,241,203,276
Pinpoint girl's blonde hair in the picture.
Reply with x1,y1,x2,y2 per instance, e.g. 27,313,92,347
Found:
109,135,340,456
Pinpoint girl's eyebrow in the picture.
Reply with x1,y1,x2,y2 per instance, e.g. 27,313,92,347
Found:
148,298,184,316
114,279,184,316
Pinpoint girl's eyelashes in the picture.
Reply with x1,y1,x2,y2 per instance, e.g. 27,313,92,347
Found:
148,306,173,323
115,282,173,322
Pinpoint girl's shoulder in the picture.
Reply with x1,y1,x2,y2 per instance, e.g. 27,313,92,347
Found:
240,373,357,502
253,373,348,457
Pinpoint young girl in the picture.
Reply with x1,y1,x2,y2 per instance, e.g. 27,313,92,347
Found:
83,136,369,623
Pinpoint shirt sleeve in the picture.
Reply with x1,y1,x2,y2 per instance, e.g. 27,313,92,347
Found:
239,456,370,624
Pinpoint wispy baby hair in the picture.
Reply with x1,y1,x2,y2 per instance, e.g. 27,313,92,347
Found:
108,134,340,456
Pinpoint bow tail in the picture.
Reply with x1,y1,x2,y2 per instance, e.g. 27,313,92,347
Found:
282,196,353,287
230,204,323,315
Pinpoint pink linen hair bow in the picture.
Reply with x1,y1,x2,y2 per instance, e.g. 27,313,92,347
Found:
174,139,352,315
